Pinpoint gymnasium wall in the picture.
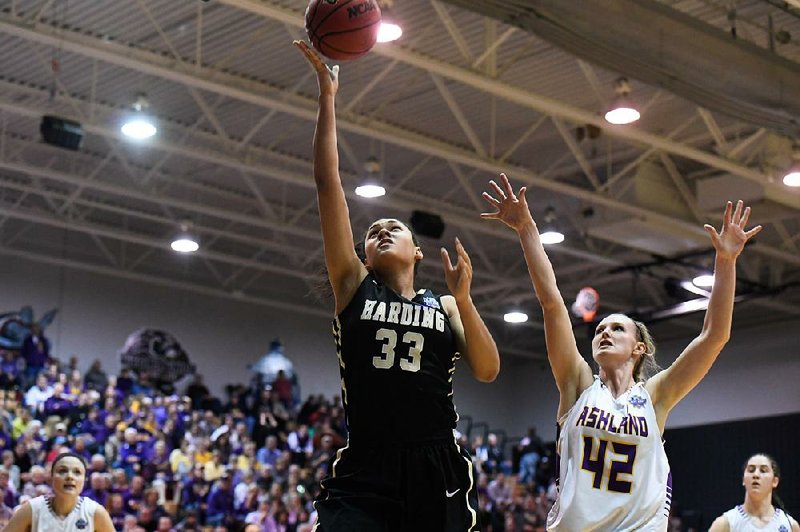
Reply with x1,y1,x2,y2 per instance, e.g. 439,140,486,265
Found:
1,253,799,442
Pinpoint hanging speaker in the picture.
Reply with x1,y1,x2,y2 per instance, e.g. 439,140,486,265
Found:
409,210,445,239
40,115,84,151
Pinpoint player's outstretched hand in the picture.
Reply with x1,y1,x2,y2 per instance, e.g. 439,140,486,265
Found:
480,173,535,233
441,237,473,302
704,200,762,260
293,40,339,97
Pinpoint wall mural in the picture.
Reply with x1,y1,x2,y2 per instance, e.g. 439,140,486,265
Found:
0,306,58,350
119,328,195,386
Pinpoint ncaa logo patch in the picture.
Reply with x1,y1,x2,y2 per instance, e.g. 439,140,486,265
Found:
422,296,441,309
629,395,647,408
779,526,788,532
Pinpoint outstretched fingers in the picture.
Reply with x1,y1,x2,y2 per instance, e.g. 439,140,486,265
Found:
499,173,516,199
488,179,507,201
440,247,454,273
731,200,744,226
293,40,337,79
455,237,472,269
739,205,751,228
744,224,763,239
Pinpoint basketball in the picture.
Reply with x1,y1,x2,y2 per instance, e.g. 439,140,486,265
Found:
571,286,600,322
305,0,382,61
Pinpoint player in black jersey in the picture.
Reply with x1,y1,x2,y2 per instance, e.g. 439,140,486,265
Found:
294,41,500,532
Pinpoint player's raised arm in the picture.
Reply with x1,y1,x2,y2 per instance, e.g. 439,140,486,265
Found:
646,200,761,428
294,41,366,313
481,174,592,415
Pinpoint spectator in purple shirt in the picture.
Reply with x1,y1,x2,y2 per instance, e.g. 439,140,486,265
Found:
123,474,146,514
0,351,20,388
42,383,75,419
205,473,235,527
20,325,48,386
106,492,127,530
180,465,209,513
0,468,17,509
82,471,109,506
256,435,281,469
118,427,145,476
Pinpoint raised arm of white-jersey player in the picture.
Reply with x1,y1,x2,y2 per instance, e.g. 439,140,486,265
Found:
481,174,592,417
441,238,499,382
294,41,366,314
646,201,761,431
2,501,32,532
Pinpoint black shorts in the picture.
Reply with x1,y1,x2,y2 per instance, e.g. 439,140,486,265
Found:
313,437,480,532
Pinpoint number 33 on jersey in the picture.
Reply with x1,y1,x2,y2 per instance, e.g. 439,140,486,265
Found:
332,274,461,442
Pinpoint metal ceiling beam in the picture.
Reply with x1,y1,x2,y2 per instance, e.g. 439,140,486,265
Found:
2,89,798,276
2,11,798,222
212,0,795,202
0,96,623,268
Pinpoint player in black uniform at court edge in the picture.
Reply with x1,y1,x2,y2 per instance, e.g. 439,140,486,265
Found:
294,41,501,532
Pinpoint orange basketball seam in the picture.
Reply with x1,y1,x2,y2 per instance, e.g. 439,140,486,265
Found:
308,0,356,37
316,19,382,40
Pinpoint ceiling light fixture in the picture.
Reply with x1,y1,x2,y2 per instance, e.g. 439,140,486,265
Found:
356,156,386,198
539,206,565,245
121,92,157,140
692,274,715,288
170,222,199,253
604,77,640,125
504,311,528,323
377,22,402,43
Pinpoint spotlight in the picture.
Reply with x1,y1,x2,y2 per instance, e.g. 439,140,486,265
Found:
692,274,714,288
121,93,157,140
504,311,528,324
377,22,402,43
355,184,386,198
171,222,199,253
539,206,565,245
540,230,565,245
356,156,385,197
605,77,640,125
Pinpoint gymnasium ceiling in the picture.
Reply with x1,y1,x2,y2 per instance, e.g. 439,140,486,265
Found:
0,0,798,360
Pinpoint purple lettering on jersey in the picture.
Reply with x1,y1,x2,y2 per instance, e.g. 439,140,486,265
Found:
586,407,599,429
597,409,611,431
637,417,648,437
575,406,589,427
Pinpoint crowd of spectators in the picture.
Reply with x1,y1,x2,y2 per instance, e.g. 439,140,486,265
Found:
0,332,576,531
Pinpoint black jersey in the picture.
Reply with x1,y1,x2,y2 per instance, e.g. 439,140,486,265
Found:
333,272,459,443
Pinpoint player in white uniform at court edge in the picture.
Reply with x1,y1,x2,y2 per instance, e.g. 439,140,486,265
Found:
2,452,114,532
481,173,762,531
709,453,799,532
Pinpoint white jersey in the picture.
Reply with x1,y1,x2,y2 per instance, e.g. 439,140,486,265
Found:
30,495,99,531
724,505,795,531
547,377,671,531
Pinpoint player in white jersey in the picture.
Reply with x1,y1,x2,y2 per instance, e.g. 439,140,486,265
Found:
709,454,800,532
3,452,114,532
481,174,761,531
